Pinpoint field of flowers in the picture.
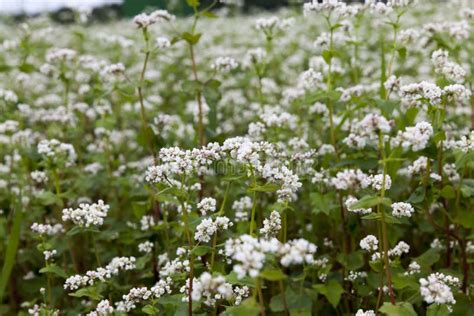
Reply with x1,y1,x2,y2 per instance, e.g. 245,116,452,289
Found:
0,0,473,315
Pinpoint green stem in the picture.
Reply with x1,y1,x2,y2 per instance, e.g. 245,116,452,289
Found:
378,133,396,305
0,207,22,303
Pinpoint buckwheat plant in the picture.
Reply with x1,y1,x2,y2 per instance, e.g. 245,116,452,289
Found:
0,0,473,315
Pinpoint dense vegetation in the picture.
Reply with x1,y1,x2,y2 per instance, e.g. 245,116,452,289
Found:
0,0,473,315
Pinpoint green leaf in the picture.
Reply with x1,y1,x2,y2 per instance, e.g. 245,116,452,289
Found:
379,302,417,316
415,249,440,268
427,303,450,316
310,192,336,215
66,226,100,236
248,183,279,193
314,279,343,308
456,152,474,169
361,213,382,221
397,47,407,59
440,185,455,199
132,201,149,220
407,187,425,204
142,304,159,315
39,264,68,279
0,208,23,301
36,191,61,206
200,11,218,18
433,131,446,144
192,245,212,256
454,207,474,229
337,251,364,270
322,50,332,64
186,0,200,8
182,32,202,45
350,195,390,210
69,287,103,301
19,63,36,73
224,298,260,316
260,268,287,281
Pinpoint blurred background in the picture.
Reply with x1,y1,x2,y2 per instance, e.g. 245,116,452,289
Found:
0,0,303,21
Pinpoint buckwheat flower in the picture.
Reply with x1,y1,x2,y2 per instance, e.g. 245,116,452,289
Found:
232,196,252,222
116,287,152,312
391,202,414,217
31,223,65,236
331,169,371,190
355,310,376,316
197,197,217,216
384,75,400,92
431,49,466,83
30,171,48,184
37,139,77,166
46,48,77,63
43,250,57,261
195,218,217,243
279,239,317,267
443,164,460,182
62,200,110,227
370,174,391,191
443,84,471,101
0,89,18,103
400,81,443,106
140,215,156,231
345,196,372,214
419,273,459,305
224,235,280,279
188,272,234,305
260,210,281,238
138,241,153,254
392,122,433,151
304,0,346,16
299,68,323,90
211,57,239,73
309,102,328,115
194,216,233,243
234,286,250,305
150,9,175,22
360,235,378,252
156,36,171,49
151,277,173,298
431,238,444,250
345,271,368,282
64,257,136,290
244,48,266,66
405,261,421,275
388,241,410,256
87,299,114,316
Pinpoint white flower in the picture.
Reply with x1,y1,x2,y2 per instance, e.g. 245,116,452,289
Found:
260,211,282,238
393,122,433,151
360,235,378,252
197,197,217,216
194,216,233,243
156,37,171,49
211,57,238,73
370,174,391,191
419,273,459,305
31,223,64,236
87,300,114,316
64,257,136,290
279,239,317,267
138,241,154,253
391,202,415,217
62,200,110,227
